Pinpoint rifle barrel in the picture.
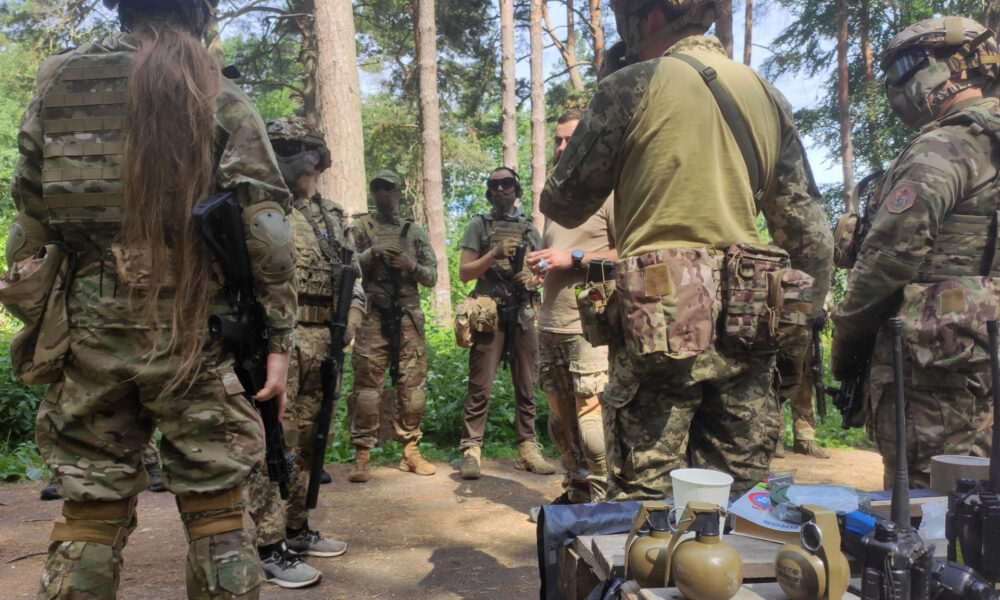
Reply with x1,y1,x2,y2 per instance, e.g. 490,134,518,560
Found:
988,320,1000,492
889,317,910,528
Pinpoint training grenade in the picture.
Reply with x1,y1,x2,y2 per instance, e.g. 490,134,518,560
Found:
667,501,743,600
775,505,849,600
624,501,674,587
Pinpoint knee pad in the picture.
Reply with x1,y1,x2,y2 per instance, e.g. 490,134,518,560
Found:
5,213,50,267
578,412,607,465
352,388,380,429
50,497,138,550
243,201,295,283
400,388,426,424
176,487,245,542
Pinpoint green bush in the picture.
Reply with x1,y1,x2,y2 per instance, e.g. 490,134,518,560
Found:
0,318,45,448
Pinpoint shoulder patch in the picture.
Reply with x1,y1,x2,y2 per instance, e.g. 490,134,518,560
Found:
886,183,918,214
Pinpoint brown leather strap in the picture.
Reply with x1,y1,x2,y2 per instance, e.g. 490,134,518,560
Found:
185,511,244,541
176,486,243,514
62,497,136,520
51,520,129,549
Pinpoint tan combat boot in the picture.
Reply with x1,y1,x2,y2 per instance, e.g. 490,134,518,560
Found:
773,443,786,458
399,440,436,476
460,447,481,480
793,439,831,459
516,441,556,475
348,447,371,483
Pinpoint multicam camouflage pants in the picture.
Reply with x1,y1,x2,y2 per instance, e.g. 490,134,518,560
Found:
247,324,334,545
601,343,780,501
777,341,821,443
348,316,427,448
867,335,993,490
35,323,264,599
538,331,608,502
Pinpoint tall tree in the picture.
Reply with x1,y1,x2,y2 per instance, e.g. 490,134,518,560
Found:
715,0,733,58
529,0,546,233
835,0,854,209
542,1,585,91
985,0,1000,33
500,0,518,169
588,0,606,77
743,0,752,65
413,0,452,322
315,0,366,215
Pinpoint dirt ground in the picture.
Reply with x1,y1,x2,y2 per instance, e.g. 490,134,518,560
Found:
0,448,884,599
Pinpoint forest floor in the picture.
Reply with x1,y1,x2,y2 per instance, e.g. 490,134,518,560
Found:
0,448,884,599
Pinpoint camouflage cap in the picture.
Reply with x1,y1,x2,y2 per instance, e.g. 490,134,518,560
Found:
370,169,401,186
266,115,325,145
610,0,716,56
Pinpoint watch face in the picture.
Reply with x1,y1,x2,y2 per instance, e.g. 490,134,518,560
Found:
572,249,584,267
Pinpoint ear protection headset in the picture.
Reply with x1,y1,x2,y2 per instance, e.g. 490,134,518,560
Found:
488,166,523,198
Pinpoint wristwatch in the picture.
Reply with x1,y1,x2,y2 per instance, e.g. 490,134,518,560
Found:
571,249,585,270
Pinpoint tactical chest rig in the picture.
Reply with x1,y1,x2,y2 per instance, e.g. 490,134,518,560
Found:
473,213,536,302
358,214,418,307
293,198,346,324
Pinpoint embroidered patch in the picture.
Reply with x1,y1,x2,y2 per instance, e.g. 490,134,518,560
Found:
886,183,918,214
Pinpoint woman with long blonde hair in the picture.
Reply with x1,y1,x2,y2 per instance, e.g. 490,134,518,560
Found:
5,0,296,597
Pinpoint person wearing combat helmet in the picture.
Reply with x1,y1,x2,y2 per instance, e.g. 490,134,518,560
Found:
245,115,366,588
832,16,1000,489
541,0,833,500
3,0,297,597
345,170,439,483
457,167,555,479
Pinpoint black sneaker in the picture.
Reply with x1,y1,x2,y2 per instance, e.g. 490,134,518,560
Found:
285,523,347,557
258,540,322,589
551,491,575,505
145,464,166,493
40,478,60,501
320,469,332,485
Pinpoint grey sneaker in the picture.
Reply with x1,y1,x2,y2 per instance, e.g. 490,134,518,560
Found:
259,540,322,589
286,524,348,557
145,463,166,493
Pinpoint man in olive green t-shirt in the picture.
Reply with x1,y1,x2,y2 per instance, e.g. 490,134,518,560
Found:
527,111,617,504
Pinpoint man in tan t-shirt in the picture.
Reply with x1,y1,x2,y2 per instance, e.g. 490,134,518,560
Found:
527,110,617,504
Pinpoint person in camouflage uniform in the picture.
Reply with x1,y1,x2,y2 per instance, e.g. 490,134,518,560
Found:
457,167,555,479
345,170,438,483
3,0,297,598
244,116,365,588
832,17,1000,489
527,110,617,505
774,308,831,460
540,0,833,500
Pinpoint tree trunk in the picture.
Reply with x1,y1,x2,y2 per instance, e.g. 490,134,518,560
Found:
529,0,546,234
203,13,225,67
715,0,733,59
589,0,605,78
985,0,1000,33
565,0,584,91
743,0,752,65
835,0,855,210
315,0,366,216
295,0,319,123
413,0,452,323
500,0,518,169
861,0,874,82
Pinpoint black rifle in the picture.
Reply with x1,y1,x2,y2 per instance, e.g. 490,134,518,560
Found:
812,310,827,424
497,241,527,370
306,249,359,510
193,192,292,499
379,256,404,385
829,343,872,430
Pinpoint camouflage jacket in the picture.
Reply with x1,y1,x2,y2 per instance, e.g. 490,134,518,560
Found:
831,96,1000,377
289,193,365,326
348,212,437,326
540,35,832,316
8,32,296,352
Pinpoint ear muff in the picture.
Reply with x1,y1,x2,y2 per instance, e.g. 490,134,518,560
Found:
491,167,523,198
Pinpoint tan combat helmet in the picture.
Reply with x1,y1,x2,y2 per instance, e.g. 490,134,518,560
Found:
609,0,716,58
881,16,1000,129
266,115,331,187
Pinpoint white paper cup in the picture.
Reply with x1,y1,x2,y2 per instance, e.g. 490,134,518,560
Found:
670,468,734,534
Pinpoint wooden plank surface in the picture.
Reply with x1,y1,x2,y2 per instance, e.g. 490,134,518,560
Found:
635,581,862,600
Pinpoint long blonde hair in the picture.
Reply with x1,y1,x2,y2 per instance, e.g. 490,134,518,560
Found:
121,15,220,391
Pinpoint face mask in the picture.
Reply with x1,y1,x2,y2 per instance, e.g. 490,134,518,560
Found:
488,191,518,218
886,57,955,129
374,191,398,217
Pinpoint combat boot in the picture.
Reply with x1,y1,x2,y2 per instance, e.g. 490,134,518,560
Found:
348,447,370,483
39,477,60,501
399,440,436,476
460,446,481,480
793,439,831,458
773,443,786,459
145,463,166,493
516,441,556,475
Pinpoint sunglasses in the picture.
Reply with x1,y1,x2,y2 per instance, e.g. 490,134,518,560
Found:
885,48,929,86
370,180,397,193
487,177,517,191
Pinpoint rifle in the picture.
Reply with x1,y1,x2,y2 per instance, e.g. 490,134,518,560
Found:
812,311,827,424
193,192,292,499
828,334,873,430
306,248,359,510
497,241,527,370
380,256,404,385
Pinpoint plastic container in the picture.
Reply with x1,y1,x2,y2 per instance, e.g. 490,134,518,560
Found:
671,469,734,535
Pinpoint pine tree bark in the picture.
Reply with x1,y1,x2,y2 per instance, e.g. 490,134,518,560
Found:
529,0,546,234
315,0,366,216
413,0,452,323
835,0,855,210
985,1,1000,33
500,0,518,169
294,0,319,124
715,0,733,59
743,0,752,65
565,0,584,91
589,0,605,77
861,0,874,82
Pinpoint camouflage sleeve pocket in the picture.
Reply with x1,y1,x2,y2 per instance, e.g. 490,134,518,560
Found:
615,247,716,368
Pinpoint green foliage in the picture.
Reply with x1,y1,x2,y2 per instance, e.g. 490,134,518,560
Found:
0,440,47,482
0,319,45,449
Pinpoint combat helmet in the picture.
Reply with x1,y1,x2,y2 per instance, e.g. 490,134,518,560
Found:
609,0,715,59
266,115,331,187
881,16,1000,129
104,0,219,35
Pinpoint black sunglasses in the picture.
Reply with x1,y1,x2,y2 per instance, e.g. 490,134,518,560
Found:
885,48,929,87
370,180,397,193
487,177,517,191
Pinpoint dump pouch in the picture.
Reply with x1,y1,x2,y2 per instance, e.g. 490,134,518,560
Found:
768,267,816,365
832,212,860,269
614,247,717,368
0,242,73,384
454,295,499,348
577,279,620,347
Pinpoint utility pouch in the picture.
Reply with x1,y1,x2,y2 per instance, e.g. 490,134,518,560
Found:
0,242,73,384
454,295,499,348
615,247,716,367
768,267,816,365
577,280,619,347
832,212,860,268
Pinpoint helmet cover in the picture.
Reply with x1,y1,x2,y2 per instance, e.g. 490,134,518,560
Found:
109,0,219,35
609,0,715,58
266,115,331,187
